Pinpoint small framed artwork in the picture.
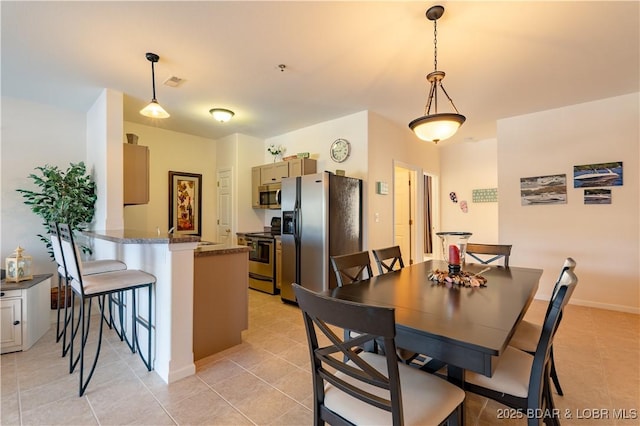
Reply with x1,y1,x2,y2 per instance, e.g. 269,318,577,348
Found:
584,189,611,205
168,171,202,236
573,161,623,188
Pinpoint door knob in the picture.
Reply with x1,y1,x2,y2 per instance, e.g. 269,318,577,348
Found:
13,320,20,325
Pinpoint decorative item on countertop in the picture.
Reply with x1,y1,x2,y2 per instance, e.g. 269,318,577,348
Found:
267,144,285,162
436,231,472,275
5,246,33,283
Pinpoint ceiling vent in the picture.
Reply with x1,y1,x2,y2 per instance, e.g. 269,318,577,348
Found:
163,76,184,87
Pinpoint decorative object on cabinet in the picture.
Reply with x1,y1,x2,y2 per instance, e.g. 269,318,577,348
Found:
408,5,465,144
520,174,567,206
573,161,623,188
267,144,285,162
139,52,170,118
126,133,139,144
16,162,97,256
329,138,350,163
209,108,234,122
1,274,52,354
5,247,33,283
169,171,202,236
124,143,150,205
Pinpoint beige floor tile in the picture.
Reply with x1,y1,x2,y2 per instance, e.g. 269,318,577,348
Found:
163,388,251,425
20,394,98,425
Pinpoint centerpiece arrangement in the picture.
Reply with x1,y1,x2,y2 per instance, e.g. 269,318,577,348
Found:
267,144,285,162
431,231,487,287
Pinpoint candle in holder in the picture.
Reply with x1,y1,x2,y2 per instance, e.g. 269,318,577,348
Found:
448,245,460,265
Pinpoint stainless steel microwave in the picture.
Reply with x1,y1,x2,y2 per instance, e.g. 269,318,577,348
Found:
258,183,281,209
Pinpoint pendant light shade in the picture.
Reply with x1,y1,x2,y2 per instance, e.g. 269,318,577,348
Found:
140,52,170,119
409,6,464,143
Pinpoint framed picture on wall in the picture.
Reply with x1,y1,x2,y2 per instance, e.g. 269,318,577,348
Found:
168,171,202,236
573,161,623,188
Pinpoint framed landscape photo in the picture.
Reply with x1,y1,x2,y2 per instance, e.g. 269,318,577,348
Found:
168,171,202,236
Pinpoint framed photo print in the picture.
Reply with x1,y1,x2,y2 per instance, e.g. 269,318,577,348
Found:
168,171,202,236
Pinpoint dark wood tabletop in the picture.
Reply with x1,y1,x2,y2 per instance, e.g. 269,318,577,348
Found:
324,260,542,379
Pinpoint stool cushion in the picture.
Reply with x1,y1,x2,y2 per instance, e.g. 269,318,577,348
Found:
71,270,156,296
82,259,127,275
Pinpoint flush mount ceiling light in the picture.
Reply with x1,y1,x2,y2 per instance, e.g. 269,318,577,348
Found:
408,5,465,144
209,108,235,123
140,52,170,119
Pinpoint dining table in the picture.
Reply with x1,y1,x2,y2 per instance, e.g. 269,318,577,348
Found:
323,259,543,424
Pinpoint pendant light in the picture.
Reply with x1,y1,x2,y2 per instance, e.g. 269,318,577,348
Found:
140,52,170,119
409,5,465,143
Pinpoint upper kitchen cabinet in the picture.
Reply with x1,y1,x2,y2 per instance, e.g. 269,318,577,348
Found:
288,158,316,177
123,144,149,205
260,162,290,185
251,166,261,208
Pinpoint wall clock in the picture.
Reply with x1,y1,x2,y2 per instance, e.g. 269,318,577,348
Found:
330,138,351,163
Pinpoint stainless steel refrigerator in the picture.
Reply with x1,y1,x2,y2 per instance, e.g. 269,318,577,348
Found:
280,172,362,303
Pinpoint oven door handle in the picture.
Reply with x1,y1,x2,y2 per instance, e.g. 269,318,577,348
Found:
249,272,273,282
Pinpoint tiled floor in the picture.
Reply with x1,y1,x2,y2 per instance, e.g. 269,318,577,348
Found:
1,290,638,425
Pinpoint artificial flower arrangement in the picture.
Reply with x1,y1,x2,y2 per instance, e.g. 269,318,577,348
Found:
267,144,284,156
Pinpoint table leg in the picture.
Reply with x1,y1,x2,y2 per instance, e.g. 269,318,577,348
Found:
447,365,466,426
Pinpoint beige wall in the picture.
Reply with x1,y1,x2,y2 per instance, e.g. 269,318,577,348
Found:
439,138,499,243
122,122,217,241
498,93,639,312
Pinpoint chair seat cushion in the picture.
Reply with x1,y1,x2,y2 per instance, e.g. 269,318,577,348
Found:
510,320,541,352
324,351,465,425
71,270,156,296
466,346,533,398
82,259,127,275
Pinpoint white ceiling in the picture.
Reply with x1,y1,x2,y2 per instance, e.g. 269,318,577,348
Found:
2,1,638,144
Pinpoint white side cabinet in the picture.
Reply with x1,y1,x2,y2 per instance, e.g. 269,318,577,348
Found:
1,274,52,354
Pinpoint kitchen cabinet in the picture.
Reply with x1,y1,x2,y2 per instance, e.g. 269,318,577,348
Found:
123,143,149,205
260,162,290,184
288,158,316,177
1,274,52,354
251,167,261,208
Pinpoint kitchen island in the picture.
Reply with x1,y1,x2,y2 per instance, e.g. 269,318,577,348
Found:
84,230,249,384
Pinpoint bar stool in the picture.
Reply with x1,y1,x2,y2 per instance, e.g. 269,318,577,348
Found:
58,223,156,396
48,222,126,357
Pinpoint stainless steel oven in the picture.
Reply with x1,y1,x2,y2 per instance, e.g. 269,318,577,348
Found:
244,234,277,294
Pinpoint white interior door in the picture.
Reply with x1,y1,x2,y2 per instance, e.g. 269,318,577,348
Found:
216,169,233,244
394,166,415,264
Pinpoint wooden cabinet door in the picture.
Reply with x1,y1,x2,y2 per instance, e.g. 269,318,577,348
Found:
251,167,261,208
124,144,149,205
260,162,290,184
1,297,22,352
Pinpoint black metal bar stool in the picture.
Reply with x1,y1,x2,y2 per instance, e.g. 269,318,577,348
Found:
48,222,126,357
58,223,156,396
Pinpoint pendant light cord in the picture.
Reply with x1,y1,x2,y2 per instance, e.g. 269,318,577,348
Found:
150,61,157,102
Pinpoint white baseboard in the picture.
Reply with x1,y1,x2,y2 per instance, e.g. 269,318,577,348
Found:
533,295,639,314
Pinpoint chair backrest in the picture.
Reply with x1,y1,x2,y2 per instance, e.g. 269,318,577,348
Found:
372,246,405,275
528,268,578,406
545,257,577,319
48,222,66,272
58,223,85,295
330,251,373,287
293,283,404,425
466,243,512,267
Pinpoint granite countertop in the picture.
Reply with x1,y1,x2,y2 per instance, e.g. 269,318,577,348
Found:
84,229,200,244
1,273,53,291
194,244,249,257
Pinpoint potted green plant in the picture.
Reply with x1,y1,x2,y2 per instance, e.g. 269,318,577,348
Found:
16,162,97,257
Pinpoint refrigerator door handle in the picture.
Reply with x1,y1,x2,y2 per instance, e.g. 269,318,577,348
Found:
294,207,301,243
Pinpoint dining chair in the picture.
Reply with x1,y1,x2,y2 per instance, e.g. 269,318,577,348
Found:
372,245,405,275
58,223,156,396
330,251,373,287
466,243,512,267
293,283,465,426
464,268,578,426
510,257,577,396
48,222,127,356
